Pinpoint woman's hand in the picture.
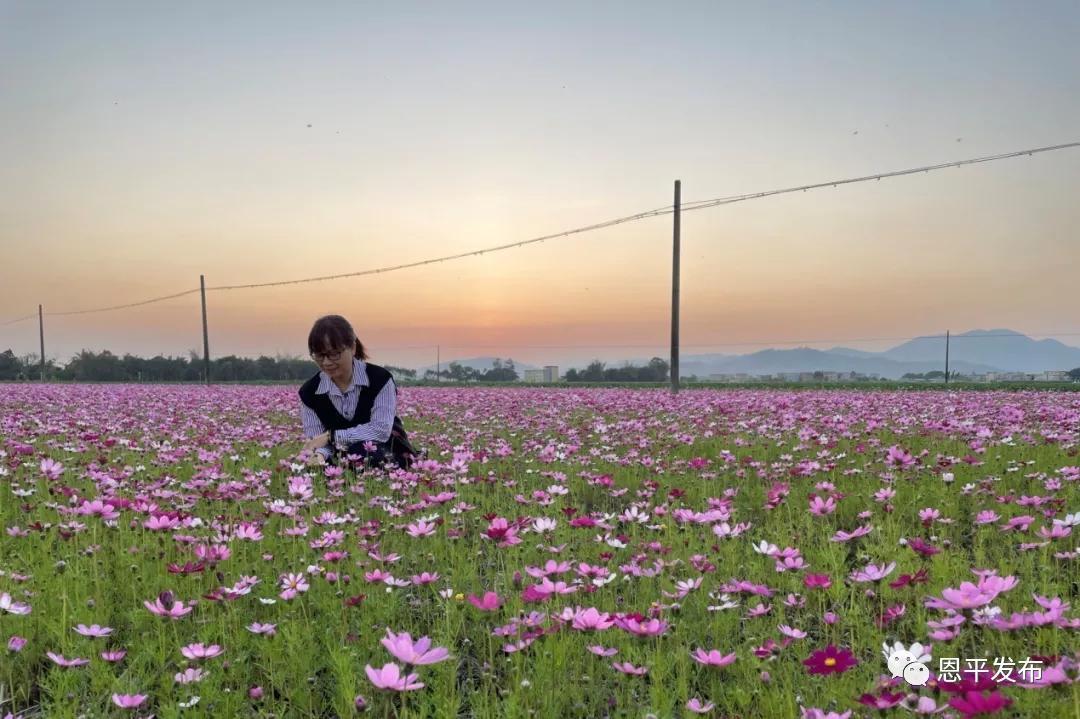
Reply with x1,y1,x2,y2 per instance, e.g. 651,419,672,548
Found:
305,451,327,467
301,431,330,454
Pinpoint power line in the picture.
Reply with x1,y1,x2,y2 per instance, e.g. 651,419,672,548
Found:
675,142,1080,213
2,140,1077,324
0,313,37,327
203,206,672,291
50,289,203,317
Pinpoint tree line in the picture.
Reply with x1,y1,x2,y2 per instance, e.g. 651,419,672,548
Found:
0,349,673,383
0,349,418,383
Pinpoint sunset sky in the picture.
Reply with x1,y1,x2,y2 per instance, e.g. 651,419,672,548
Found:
2,2,1079,370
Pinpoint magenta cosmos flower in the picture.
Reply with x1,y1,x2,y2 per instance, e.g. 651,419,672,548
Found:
365,662,425,691
466,592,502,611
948,690,1013,716
803,645,858,675
380,629,451,665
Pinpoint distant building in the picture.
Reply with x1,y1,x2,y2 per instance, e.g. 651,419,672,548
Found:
543,365,559,382
707,373,751,383
523,369,544,382
1040,370,1069,381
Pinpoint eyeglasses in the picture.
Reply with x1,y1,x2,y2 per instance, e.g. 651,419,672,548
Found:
311,350,345,363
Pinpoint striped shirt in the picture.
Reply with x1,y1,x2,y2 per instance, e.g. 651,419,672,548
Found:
300,358,397,459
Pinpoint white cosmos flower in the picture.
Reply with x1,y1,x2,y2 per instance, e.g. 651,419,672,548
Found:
751,540,778,556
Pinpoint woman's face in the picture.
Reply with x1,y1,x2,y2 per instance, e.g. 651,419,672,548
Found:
312,342,354,380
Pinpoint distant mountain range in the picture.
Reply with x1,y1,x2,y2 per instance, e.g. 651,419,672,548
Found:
413,330,1080,380
638,329,1080,380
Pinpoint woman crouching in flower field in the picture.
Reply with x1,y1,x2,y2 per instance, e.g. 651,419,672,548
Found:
298,314,418,471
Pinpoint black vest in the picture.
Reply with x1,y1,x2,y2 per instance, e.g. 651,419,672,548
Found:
298,362,396,431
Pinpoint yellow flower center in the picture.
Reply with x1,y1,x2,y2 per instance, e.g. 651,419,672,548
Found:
824,657,837,667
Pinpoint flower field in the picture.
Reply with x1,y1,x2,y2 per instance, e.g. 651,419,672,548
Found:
1,384,1078,718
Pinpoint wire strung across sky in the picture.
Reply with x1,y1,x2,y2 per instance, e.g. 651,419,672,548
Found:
2,140,1077,327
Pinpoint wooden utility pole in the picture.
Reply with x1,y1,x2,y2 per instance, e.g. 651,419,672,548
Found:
944,330,950,385
38,304,45,381
670,180,681,395
200,275,211,385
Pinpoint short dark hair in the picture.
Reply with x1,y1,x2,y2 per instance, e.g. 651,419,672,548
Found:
307,315,368,360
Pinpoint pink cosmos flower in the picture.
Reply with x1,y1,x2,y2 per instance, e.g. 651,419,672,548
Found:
686,698,715,714
406,520,437,538
926,583,995,611
380,629,451,665
111,694,147,709
830,524,873,543
144,595,193,619
850,562,896,583
76,499,119,520
40,457,64,480
808,496,836,516
8,636,27,652
46,652,89,667
482,517,521,547
279,572,310,600
0,593,31,615
411,572,440,585
74,623,113,638
778,625,807,639
611,661,648,675
885,445,915,468
616,617,669,637
588,645,618,657
801,710,852,719
690,649,737,666
143,515,181,531
247,622,277,635
180,643,223,660
571,607,615,631
233,522,264,541
539,577,577,596
467,592,503,611
175,667,206,684
100,649,127,662
365,662,425,691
